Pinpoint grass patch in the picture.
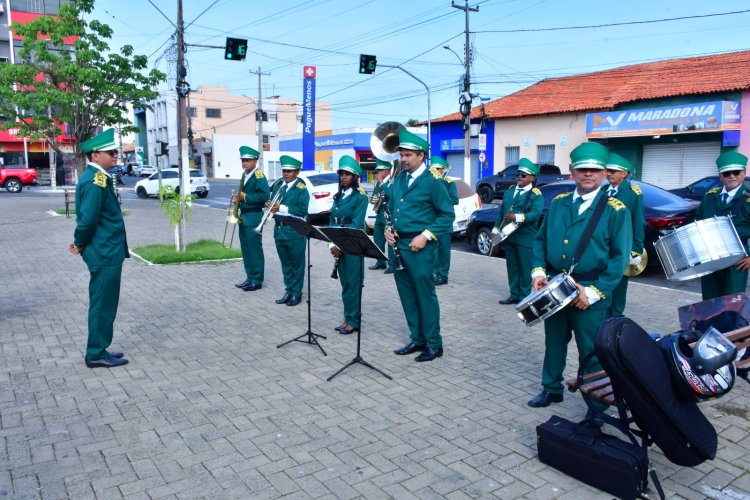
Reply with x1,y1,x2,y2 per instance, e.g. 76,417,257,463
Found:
132,239,241,264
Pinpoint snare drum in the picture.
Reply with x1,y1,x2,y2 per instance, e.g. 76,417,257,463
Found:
490,222,519,246
515,272,580,327
654,216,746,281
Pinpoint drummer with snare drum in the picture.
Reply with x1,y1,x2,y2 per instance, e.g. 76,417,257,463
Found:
697,151,750,300
527,142,632,410
493,158,544,305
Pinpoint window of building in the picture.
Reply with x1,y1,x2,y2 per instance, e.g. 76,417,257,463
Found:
505,146,520,167
269,113,277,121
205,108,221,119
187,107,196,117
537,144,555,165
262,135,269,144
28,0,44,13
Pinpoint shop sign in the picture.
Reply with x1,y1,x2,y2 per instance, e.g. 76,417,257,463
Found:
586,101,741,138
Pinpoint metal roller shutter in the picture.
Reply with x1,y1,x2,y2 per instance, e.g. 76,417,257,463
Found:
642,142,720,190
445,153,479,185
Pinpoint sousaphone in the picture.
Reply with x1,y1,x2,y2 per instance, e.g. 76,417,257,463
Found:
370,121,405,161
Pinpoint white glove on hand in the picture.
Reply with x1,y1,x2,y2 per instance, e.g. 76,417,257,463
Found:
629,255,641,266
491,227,500,235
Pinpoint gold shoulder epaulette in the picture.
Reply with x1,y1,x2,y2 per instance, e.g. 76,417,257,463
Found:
296,181,307,189
254,169,265,179
631,184,642,196
445,177,454,184
93,171,107,188
706,187,721,195
357,186,366,195
532,187,542,196
553,192,573,201
608,198,626,211
429,167,442,179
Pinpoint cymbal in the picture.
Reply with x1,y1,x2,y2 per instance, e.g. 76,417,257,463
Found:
624,250,649,276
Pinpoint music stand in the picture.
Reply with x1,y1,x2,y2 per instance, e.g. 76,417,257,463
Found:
274,213,329,356
318,226,392,381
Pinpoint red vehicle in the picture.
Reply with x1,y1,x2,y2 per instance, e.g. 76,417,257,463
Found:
0,165,37,193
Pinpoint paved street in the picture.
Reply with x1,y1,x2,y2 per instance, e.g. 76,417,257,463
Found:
0,189,748,499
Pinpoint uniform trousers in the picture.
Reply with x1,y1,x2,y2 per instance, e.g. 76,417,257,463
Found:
701,267,748,301
504,240,532,300
434,232,452,281
238,212,264,285
372,220,388,268
338,253,364,328
275,233,306,296
86,263,122,360
609,276,628,317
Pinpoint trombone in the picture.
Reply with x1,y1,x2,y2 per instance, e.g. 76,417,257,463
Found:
253,181,284,234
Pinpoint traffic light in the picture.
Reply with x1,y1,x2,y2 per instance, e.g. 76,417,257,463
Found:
224,37,248,61
359,54,377,74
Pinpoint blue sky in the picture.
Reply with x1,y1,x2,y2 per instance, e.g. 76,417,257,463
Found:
90,0,750,130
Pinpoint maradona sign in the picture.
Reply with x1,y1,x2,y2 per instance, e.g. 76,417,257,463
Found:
586,101,741,138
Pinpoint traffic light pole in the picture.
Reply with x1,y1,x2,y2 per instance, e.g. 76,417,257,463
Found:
452,0,478,184
249,67,270,171
379,65,431,158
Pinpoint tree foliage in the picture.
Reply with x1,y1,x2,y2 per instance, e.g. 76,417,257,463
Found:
0,0,165,165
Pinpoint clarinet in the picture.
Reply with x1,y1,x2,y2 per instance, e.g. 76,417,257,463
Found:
331,256,340,279
382,197,406,271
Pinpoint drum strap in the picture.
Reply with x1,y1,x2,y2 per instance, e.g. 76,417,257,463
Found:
572,194,609,265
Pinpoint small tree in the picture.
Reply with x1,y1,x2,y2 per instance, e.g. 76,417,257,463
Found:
0,0,165,183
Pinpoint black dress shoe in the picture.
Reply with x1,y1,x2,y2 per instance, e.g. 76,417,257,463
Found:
433,277,448,286
242,283,262,291
286,295,301,306
276,293,291,304
498,297,519,305
368,263,386,270
107,351,124,359
527,391,563,408
85,353,129,368
235,280,250,288
383,268,394,275
415,346,443,362
394,342,425,355
340,327,359,335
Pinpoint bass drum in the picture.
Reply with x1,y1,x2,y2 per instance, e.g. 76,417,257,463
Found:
654,216,746,281
515,272,579,327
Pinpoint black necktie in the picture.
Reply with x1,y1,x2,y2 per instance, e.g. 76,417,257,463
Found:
722,193,729,207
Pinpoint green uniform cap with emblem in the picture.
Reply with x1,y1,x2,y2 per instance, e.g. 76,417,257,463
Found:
397,129,429,152
518,157,539,176
375,158,392,170
239,145,259,159
280,155,302,170
337,155,362,177
606,153,632,172
81,128,117,154
430,156,449,169
716,151,748,173
570,142,609,169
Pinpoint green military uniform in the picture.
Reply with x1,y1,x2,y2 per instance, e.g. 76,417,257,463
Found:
531,143,631,402
273,156,309,299
432,156,458,284
389,131,455,349
330,156,369,328
73,129,130,362
371,158,392,270
237,146,270,287
603,153,645,317
493,158,544,302
697,151,750,300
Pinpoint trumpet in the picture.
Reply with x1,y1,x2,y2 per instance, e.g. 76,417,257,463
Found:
253,181,284,234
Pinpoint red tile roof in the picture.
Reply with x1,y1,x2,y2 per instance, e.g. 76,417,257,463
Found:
433,50,750,123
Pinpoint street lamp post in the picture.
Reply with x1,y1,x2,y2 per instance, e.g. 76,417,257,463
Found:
444,44,472,185
379,64,431,158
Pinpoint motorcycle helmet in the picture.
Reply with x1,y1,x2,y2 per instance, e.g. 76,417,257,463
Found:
660,327,737,401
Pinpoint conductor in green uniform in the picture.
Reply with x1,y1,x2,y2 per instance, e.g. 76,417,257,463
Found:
493,158,544,305
529,142,631,408
697,151,750,300
386,130,455,362
235,146,270,291
431,155,458,286
329,156,369,335
69,129,130,368
270,155,309,306
603,153,645,317
368,158,393,273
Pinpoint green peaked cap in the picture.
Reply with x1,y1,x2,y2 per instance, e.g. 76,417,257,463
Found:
716,151,748,172
81,129,116,154
570,142,609,169
606,153,632,172
518,158,539,175
338,155,362,177
397,129,429,152
239,146,259,159
430,156,449,168
280,155,302,170
375,158,392,170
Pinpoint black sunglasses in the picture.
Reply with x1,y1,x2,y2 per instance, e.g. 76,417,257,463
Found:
721,170,743,178
516,173,529,178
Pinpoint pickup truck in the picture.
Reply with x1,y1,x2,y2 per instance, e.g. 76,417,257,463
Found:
475,163,567,204
0,165,36,193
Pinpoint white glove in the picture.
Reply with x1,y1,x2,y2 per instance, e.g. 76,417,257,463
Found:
629,255,641,266
491,227,500,235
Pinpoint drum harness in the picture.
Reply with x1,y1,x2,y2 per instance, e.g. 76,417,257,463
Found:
499,186,535,233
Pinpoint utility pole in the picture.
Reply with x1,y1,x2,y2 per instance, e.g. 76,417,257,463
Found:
249,67,270,175
175,0,190,251
452,0,478,185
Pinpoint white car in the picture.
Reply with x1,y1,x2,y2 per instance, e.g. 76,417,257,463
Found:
139,164,157,177
292,171,340,224
135,168,210,199
365,177,481,235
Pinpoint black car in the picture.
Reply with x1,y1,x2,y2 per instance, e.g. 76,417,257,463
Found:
669,176,750,201
475,164,567,204
466,180,699,265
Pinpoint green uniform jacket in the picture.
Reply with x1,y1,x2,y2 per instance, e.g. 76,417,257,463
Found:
373,180,391,226
239,167,270,224
697,185,750,252
329,187,368,228
444,178,459,205
604,179,645,254
74,164,129,266
272,179,310,238
388,167,455,241
494,185,544,247
532,190,632,309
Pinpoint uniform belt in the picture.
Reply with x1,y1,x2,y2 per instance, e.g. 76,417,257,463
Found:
240,207,262,214
397,231,422,239
550,268,599,282
333,216,353,225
